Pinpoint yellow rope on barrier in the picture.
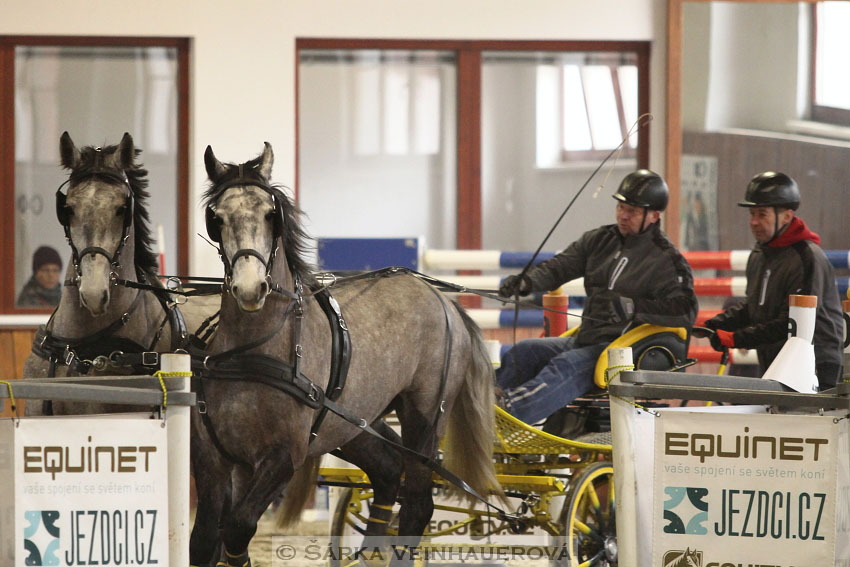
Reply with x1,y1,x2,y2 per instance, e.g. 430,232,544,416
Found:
151,371,192,409
604,363,634,387
0,380,17,414
611,394,661,417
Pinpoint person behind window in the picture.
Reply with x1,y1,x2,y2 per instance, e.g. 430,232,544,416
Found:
704,171,843,390
496,170,698,424
17,245,63,308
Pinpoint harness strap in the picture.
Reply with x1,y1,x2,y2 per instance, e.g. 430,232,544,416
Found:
33,289,149,374
317,395,516,526
194,377,246,467
308,289,352,440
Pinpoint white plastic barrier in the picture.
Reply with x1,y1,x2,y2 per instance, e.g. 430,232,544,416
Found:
610,357,850,567
0,354,192,566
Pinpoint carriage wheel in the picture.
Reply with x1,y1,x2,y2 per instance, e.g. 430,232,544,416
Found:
563,462,616,567
329,487,428,567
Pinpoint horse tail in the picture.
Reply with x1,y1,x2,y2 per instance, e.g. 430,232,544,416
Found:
442,304,504,502
275,455,321,529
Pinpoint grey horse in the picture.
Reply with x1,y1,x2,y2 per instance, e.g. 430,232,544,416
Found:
190,142,500,567
22,132,220,415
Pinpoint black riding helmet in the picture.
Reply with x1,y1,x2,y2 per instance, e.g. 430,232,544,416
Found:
738,171,800,210
612,169,669,211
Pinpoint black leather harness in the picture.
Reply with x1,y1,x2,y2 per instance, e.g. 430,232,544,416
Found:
32,272,190,415
191,280,352,463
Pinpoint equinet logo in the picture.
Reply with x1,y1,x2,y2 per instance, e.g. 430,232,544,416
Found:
663,547,703,567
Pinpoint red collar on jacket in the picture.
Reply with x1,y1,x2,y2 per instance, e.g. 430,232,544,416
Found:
768,215,820,248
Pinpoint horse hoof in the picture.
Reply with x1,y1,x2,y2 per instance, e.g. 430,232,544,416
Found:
216,549,251,567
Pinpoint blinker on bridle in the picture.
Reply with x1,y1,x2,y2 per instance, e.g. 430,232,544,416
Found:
55,149,134,286
205,165,286,295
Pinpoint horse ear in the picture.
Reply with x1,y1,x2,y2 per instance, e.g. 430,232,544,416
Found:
258,142,274,180
204,145,228,182
59,131,81,170
116,132,136,169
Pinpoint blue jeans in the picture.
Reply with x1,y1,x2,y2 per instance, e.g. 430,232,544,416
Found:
496,337,606,424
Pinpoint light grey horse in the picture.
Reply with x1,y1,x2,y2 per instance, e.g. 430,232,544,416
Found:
190,142,500,567
22,132,220,415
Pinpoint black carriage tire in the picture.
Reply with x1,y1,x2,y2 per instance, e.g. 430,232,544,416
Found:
556,461,616,567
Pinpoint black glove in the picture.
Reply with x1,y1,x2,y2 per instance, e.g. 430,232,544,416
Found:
703,316,721,331
499,274,533,297
611,296,635,324
708,330,724,352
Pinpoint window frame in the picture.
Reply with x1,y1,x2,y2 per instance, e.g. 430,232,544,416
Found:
0,35,191,315
296,38,650,251
810,3,850,126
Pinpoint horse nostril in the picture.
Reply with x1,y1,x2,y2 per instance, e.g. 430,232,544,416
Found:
100,290,109,307
259,281,269,297
232,285,240,297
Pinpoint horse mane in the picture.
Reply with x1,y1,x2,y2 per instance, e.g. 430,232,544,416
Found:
202,155,316,287
66,143,159,276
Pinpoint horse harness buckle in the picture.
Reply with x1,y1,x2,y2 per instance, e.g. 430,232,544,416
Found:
63,345,76,367
141,352,159,366
307,383,320,403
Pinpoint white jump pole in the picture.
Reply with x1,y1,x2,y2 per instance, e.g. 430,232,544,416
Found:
162,353,192,565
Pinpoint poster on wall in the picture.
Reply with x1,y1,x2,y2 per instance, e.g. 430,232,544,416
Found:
679,155,719,252
653,411,847,566
0,417,169,567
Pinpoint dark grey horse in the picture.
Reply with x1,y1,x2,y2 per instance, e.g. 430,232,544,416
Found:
190,142,500,566
22,132,219,414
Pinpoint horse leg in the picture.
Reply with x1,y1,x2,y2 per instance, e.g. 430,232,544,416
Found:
336,422,404,554
218,443,297,566
189,415,233,567
394,407,439,563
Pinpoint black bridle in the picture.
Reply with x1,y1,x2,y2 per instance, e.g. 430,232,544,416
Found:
204,168,291,297
55,162,134,286
35,160,190,388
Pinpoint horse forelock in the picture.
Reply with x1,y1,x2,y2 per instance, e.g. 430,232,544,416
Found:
203,161,316,287
66,143,158,276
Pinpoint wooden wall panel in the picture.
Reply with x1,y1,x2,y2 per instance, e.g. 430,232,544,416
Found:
0,328,37,417
683,131,850,253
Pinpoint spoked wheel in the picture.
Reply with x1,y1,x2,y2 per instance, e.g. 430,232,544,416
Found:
562,461,616,567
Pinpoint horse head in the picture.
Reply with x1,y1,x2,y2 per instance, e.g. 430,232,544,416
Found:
205,142,308,312
57,132,154,316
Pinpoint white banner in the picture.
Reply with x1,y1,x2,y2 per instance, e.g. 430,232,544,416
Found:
654,411,841,566
7,417,169,567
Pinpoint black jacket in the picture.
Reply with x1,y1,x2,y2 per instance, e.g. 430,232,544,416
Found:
706,219,843,388
526,223,698,346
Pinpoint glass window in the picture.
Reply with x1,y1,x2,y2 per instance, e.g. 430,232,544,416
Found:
297,41,648,256
3,39,189,313
812,3,850,125
483,50,645,252
299,49,457,248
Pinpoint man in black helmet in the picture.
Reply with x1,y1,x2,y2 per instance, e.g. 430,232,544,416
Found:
496,169,698,424
704,171,843,390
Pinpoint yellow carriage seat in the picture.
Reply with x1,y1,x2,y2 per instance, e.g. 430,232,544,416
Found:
561,323,689,388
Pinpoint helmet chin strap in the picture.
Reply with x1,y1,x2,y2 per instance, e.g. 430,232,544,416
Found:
764,207,791,245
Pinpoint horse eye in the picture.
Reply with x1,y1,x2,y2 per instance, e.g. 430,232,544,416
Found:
116,205,127,217
265,211,276,222
64,206,74,218
213,215,224,226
